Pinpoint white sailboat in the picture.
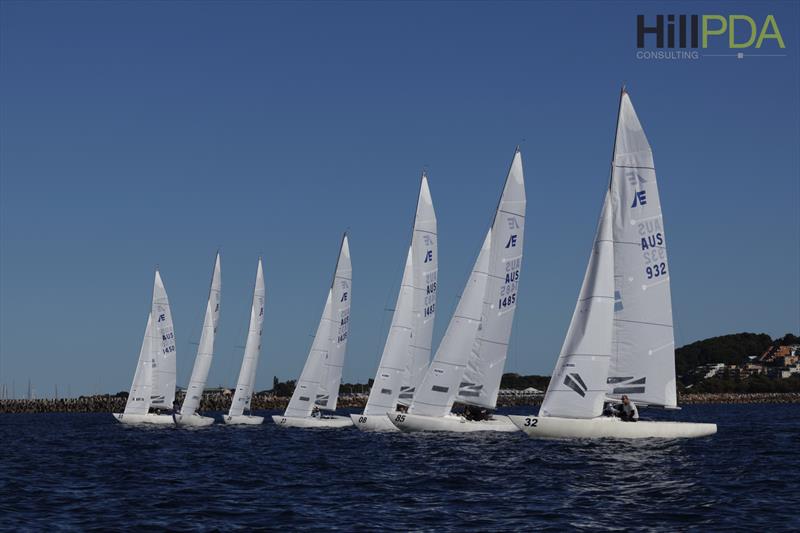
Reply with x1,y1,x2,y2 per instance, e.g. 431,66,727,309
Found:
390,149,526,433
224,258,267,425
174,253,221,427
114,269,177,425
351,175,437,431
273,234,353,428
510,90,716,439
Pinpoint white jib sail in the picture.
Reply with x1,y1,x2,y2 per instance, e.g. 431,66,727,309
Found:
460,149,526,409
229,258,266,417
409,230,491,418
284,291,332,418
540,191,615,419
609,92,677,408
150,270,176,408
123,313,155,415
364,247,414,415
316,235,352,411
403,175,438,403
180,253,222,417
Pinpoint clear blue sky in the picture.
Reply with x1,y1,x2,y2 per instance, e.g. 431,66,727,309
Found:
1,1,798,397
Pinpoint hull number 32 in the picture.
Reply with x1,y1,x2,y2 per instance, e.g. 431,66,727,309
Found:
523,417,538,427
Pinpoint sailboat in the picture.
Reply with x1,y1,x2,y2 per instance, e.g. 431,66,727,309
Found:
224,258,266,425
174,253,221,427
273,234,353,428
351,174,437,431
390,149,526,433
509,89,716,439
114,269,177,425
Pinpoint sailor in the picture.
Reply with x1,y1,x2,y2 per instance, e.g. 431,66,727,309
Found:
603,402,618,417
619,395,639,422
311,405,320,418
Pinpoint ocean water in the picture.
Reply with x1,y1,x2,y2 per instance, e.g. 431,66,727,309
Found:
1,404,799,531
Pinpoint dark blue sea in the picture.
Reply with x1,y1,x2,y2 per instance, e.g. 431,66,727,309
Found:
2,404,799,531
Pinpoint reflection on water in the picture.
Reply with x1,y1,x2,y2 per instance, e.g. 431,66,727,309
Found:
1,404,798,530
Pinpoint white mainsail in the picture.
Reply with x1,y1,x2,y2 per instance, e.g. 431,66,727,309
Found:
284,235,351,417
608,92,677,408
540,192,615,419
229,258,266,417
150,270,176,408
460,150,526,408
123,313,155,415
365,176,437,414
180,253,222,418
408,230,491,418
403,175,438,402
315,235,352,411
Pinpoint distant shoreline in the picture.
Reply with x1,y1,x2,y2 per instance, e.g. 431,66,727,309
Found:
1,392,799,414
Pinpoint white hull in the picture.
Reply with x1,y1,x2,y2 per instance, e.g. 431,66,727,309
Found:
174,413,215,427
350,413,398,432
509,415,717,439
113,413,175,426
388,411,520,433
272,414,354,428
223,414,264,425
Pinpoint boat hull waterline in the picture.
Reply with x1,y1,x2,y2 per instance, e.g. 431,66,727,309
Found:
388,412,520,433
508,415,717,439
173,413,215,427
224,415,264,425
272,415,354,428
350,413,399,432
113,413,176,426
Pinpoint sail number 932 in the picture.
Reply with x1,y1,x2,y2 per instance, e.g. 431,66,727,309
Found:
645,262,667,279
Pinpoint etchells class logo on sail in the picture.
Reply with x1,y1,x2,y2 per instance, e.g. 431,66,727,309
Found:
635,14,786,60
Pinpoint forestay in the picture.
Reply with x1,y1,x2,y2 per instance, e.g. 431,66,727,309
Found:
460,150,526,408
609,92,677,408
150,270,176,409
540,192,615,419
123,313,155,415
180,253,222,418
408,231,491,418
229,259,266,417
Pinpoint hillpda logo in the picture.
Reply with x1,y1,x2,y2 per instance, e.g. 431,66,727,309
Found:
636,14,786,60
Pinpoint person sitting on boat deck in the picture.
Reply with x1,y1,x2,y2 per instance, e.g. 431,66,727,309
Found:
172,400,180,414
603,402,618,418
464,404,490,422
311,405,320,418
619,395,639,422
